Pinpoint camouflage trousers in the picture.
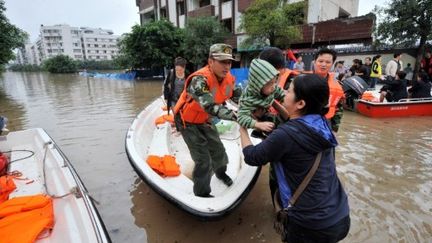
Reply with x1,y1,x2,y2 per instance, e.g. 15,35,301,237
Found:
179,121,229,196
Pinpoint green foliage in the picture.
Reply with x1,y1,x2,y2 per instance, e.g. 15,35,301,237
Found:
239,0,304,48
117,20,184,69
42,55,78,73
374,0,432,46
374,0,432,75
183,17,230,68
77,59,122,70
0,0,28,68
8,64,42,72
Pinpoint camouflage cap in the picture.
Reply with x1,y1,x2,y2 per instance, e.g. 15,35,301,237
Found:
209,43,235,61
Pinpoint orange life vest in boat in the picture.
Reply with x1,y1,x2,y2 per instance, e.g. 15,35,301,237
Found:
0,194,51,218
146,155,181,177
173,66,235,124
0,176,16,204
0,196,54,243
154,114,174,126
325,73,345,119
361,91,379,102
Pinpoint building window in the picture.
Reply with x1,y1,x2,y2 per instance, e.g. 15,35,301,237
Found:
199,0,210,7
87,44,91,47
222,18,233,33
177,2,185,15
96,56,100,59
160,7,167,18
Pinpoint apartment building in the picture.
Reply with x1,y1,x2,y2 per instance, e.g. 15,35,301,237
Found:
135,0,359,48
38,25,83,61
17,24,120,65
80,27,119,61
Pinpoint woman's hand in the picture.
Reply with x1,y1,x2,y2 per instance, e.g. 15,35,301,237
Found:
254,121,274,132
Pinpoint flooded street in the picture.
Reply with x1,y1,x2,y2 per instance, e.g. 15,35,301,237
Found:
1,71,431,242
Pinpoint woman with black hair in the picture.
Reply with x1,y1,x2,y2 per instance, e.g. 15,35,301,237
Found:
239,74,350,242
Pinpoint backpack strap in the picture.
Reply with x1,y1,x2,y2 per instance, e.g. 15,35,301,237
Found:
288,152,322,206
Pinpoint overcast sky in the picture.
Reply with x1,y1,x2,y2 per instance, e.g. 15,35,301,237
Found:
4,0,387,43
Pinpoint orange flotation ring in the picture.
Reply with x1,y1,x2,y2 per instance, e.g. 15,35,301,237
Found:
146,155,181,177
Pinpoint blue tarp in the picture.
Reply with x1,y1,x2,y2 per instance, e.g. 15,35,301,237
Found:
230,68,249,88
79,71,136,80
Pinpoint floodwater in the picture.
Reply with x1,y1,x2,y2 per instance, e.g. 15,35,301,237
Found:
0,71,431,243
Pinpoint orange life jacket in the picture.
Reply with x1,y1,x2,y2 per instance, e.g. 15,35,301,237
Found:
0,196,54,243
173,66,235,124
325,73,345,119
0,176,16,204
0,194,51,218
154,114,174,126
146,155,181,177
278,68,299,90
269,68,299,115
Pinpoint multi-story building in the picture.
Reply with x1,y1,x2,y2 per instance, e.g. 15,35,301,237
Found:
80,27,119,61
38,24,84,61
135,0,360,48
15,42,41,65
16,24,121,65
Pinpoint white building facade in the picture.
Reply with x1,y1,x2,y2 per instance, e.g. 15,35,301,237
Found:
136,0,359,48
17,24,120,65
80,27,119,61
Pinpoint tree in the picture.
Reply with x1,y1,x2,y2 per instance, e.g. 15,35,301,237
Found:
117,21,184,69
239,0,304,48
183,17,230,69
43,55,78,73
374,0,432,76
0,0,28,69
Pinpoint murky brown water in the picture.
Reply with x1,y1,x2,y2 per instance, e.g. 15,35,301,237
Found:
1,71,431,243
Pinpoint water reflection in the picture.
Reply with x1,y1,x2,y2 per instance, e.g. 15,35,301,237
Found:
337,113,432,242
0,71,431,242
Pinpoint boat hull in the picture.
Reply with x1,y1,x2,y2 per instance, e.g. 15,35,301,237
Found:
0,128,110,242
125,97,261,219
356,99,432,118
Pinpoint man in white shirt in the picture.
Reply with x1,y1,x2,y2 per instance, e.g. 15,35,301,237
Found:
385,53,403,78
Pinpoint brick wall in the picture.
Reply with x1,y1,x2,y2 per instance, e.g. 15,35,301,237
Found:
188,5,215,18
238,0,254,12
293,16,374,47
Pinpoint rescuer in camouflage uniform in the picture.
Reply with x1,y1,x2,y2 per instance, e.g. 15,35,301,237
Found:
174,44,241,197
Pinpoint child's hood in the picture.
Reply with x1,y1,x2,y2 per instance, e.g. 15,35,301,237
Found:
247,59,279,95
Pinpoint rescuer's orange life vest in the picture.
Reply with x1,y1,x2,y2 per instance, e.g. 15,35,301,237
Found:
325,73,345,119
173,66,235,124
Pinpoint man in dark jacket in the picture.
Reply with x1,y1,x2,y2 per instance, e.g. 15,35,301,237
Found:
163,57,189,111
379,71,408,102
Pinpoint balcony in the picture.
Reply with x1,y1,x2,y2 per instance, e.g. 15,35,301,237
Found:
187,5,215,18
